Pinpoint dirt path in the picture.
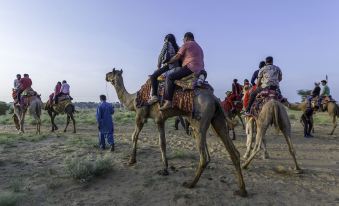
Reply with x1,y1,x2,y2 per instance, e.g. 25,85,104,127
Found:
0,120,338,206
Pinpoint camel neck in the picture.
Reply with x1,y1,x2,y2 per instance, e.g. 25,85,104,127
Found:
114,77,136,111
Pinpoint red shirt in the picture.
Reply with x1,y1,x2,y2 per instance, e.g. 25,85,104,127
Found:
19,77,32,90
54,84,61,96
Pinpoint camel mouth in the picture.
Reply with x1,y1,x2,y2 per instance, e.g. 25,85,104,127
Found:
105,72,113,82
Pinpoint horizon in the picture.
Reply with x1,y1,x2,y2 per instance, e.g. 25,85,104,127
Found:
1,1,339,104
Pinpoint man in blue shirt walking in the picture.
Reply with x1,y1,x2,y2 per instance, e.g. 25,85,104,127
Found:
96,95,115,151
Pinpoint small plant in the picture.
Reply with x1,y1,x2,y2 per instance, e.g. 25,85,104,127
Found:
0,192,23,206
65,155,113,182
9,178,24,193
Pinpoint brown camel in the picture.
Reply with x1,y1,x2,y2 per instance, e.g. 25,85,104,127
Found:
13,96,42,134
45,102,76,133
289,101,339,135
241,100,302,174
106,69,247,197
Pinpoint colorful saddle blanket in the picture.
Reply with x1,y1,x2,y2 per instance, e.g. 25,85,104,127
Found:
136,78,213,113
12,88,38,107
250,89,284,118
52,99,72,114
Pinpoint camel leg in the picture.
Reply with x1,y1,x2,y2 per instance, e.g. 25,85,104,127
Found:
183,125,208,188
13,114,20,131
281,129,302,173
242,123,268,169
19,111,26,134
70,113,76,133
243,118,254,159
261,138,269,159
129,117,144,165
329,115,337,135
238,114,245,130
64,115,70,133
157,121,169,176
232,128,236,140
211,112,247,197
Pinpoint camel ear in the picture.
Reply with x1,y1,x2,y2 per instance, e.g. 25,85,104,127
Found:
121,69,123,74
113,68,116,74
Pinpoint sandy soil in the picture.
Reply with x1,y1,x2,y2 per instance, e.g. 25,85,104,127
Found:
0,117,338,206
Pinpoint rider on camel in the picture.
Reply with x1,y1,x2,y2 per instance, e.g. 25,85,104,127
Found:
15,74,32,105
160,32,205,110
318,80,331,111
245,56,282,115
228,79,243,112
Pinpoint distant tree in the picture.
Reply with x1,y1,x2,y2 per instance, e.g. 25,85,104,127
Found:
297,89,312,102
0,101,9,115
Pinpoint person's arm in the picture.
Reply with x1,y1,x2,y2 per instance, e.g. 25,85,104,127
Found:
157,42,168,69
278,69,282,82
250,70,258,85
164,43,185,67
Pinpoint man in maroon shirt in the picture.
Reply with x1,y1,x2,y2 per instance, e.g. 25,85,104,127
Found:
15,74,32,104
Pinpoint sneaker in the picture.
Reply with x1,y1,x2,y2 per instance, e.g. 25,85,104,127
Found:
160,100,172,111
148,96,159,104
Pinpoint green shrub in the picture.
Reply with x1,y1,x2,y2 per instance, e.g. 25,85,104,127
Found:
0,101,9,116
65,155,112,182
0,192,23,206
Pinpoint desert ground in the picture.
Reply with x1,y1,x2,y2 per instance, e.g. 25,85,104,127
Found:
0,109,338,206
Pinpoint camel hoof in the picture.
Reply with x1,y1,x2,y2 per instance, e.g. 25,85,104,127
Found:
262,153,270,160
234,190,248,197
182,181,194,189
63,130,67,133
157,169,169,176
294,169,303,174
241,164,248,170
128,159,136,165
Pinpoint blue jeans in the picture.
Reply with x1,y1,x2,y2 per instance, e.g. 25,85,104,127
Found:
98,132,114,149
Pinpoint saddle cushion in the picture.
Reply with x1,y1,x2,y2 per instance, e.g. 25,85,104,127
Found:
53,99,72,114
250,89,284,118
136,79,195,113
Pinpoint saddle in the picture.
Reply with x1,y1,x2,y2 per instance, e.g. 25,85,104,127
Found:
13,88,38,107
137,71,213,113
249,89,284,118
309,96,336,111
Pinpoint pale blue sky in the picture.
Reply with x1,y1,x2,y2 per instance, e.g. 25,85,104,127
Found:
1,0,338,103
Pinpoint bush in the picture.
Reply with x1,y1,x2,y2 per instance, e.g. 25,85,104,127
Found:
0,101,9,116
0,192,23,206
65,155,112,182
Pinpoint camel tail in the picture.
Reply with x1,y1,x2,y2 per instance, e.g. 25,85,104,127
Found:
273,102,281,131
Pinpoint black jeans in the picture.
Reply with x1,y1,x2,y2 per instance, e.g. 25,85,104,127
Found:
150,65,170,96
164,66,193,101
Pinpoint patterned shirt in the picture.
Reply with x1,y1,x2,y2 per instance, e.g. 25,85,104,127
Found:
158,41,178,69
258,64,282,88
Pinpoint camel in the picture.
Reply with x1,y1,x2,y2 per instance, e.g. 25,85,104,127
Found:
221,99,245,140
241,100,302,174
13,96,42,134
45,101,76,133
106,68,247,197
288,101,339,135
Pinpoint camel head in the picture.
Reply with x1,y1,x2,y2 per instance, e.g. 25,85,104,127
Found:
106,68,123,86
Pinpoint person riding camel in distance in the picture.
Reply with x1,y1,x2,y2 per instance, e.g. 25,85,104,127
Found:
160,32,205,110
15,73,32,105
245,56,282,115
318,80,331,111
250,61,266,91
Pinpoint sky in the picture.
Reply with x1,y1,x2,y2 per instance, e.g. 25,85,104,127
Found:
1,0,339,103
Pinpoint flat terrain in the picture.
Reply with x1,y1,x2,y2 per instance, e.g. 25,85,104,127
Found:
0,110,338,206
